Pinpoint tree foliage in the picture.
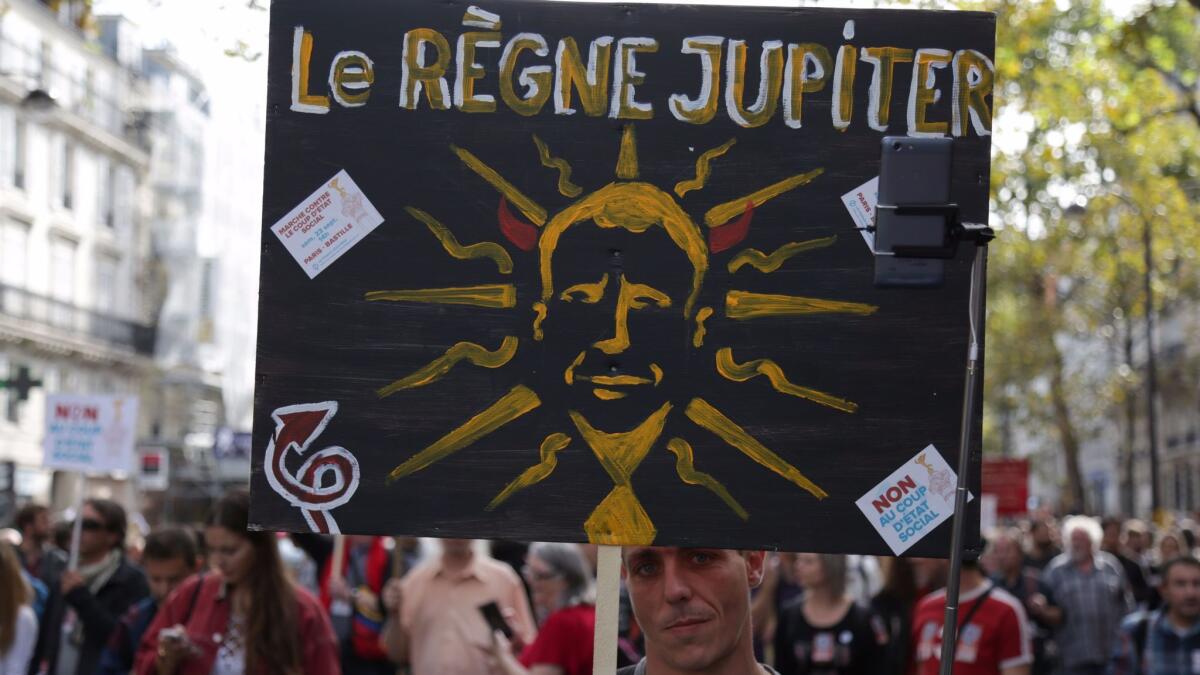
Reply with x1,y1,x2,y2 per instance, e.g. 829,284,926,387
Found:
979,0,1200,512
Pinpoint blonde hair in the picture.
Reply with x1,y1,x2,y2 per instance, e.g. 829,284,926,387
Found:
0,543,30,653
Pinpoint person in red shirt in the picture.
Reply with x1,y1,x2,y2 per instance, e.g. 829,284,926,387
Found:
911,558,1032,675
134,490,340,674
489,542,596,675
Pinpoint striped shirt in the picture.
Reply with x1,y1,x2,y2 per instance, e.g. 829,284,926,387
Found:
1110,609,1200,675
1042,552,1133,668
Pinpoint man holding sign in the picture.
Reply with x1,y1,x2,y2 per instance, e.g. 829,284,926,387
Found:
31,499,147,675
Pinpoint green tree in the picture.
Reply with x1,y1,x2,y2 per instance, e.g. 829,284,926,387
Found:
981,0,1200,513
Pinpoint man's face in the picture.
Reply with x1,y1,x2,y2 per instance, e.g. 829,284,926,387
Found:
622,547,765,671
144,556,195,603
993,537,1023,573
1162,563,1200,621
79,504,117,557
1101,524,1121,552
27,511,51,542
1126,530,1146,554
1068,527,1094,561
544,222,695,425
1031,522,1052,546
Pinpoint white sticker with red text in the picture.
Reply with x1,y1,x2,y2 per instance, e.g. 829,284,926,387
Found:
840,176,878,252
855,444,966,555
271,170,383,279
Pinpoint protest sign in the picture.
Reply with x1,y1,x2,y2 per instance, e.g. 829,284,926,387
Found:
251,0,992,554
43,394,139,475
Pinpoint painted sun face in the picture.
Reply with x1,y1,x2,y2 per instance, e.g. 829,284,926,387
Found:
375,124,876,544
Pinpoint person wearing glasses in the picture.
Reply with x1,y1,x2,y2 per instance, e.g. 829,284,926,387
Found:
488,542,597,675
31,498,149,675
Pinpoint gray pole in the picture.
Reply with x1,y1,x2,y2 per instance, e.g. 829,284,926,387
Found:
1141,215,1160,516
938,238,988,675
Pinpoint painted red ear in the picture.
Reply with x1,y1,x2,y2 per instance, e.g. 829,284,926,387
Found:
498,197,538,251
708,201,754,254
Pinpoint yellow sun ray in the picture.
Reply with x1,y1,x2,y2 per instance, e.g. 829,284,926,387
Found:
616,124,639,180
714,347,858,413
388,385,541,482
704,168,824,228
693,307,714,347
404,206,513,274
451,144,548,226
728,235,839,274
666,437,748,520
376,337,519,399
365,285,516,309
674,138,736,198
532,135,583,198
725,290,877,319
486,432,572,510
685,397,828,499
532,302,548,340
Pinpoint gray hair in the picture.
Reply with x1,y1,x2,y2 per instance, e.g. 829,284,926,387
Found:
530,542,595,607
1063,515,1103,549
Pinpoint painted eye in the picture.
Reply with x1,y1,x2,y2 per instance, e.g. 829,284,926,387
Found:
498,197,538,251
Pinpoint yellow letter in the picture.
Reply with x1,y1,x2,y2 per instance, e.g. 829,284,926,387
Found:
328,50,374,108
907,48,952,137
952,49,994,137
782,43,830,129
291,27,329,114
860,47,913,131
455,31,501,113
669,36,722,124
610,37,658,120
400,28,451,110
554,36,613,116
499,33,552,116
724,40,784,128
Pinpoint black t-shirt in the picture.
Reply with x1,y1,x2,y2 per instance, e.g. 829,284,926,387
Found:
773,600,887,675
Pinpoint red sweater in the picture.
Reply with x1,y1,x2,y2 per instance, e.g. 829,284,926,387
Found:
133,573,340,675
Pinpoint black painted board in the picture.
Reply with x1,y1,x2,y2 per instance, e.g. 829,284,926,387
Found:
251,0,994,557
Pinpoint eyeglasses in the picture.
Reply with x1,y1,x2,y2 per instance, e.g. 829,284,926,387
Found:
522,565,561,582
80,518,107,532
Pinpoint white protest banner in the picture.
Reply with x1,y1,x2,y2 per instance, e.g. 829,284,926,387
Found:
43,394,139,475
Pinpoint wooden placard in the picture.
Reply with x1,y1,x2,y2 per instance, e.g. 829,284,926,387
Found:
251,0,994,556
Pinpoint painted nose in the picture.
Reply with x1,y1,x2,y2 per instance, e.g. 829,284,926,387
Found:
592,278,631,355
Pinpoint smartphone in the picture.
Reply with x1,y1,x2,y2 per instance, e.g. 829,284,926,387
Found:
478,601,513,639
874,136,953,287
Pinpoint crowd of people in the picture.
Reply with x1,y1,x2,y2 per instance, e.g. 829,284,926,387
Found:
3,497,1199,675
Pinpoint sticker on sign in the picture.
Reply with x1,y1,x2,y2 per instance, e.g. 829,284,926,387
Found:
841,176,878,252
855,444,970,555
270,170,384,278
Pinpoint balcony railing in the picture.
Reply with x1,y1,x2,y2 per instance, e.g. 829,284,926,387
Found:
0,282,155,356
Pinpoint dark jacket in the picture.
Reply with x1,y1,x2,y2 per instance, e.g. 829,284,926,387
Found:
30,553,149,675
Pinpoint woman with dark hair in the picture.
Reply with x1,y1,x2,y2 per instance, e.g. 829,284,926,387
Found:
134,490,340,674
870,557,919,675
0,542,38,674
773,553,887,675
489,542,596,675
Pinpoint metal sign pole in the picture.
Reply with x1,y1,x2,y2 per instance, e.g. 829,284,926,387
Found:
937,236,989,675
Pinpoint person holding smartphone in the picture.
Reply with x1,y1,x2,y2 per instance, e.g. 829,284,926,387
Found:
133,490,340,674
379,539,535,675
487,542,596,675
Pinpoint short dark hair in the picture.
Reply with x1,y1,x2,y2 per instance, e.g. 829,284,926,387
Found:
143,527,198,568
84,498,127,550
1100,516,1123,531
1161,556,1200,582
14,503,48,532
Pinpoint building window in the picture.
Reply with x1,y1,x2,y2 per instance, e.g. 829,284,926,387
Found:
13,120,26,190
0,219,29,290
61,142,75,210
95,254,118,314
98,162,115,228
49,237,76,304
